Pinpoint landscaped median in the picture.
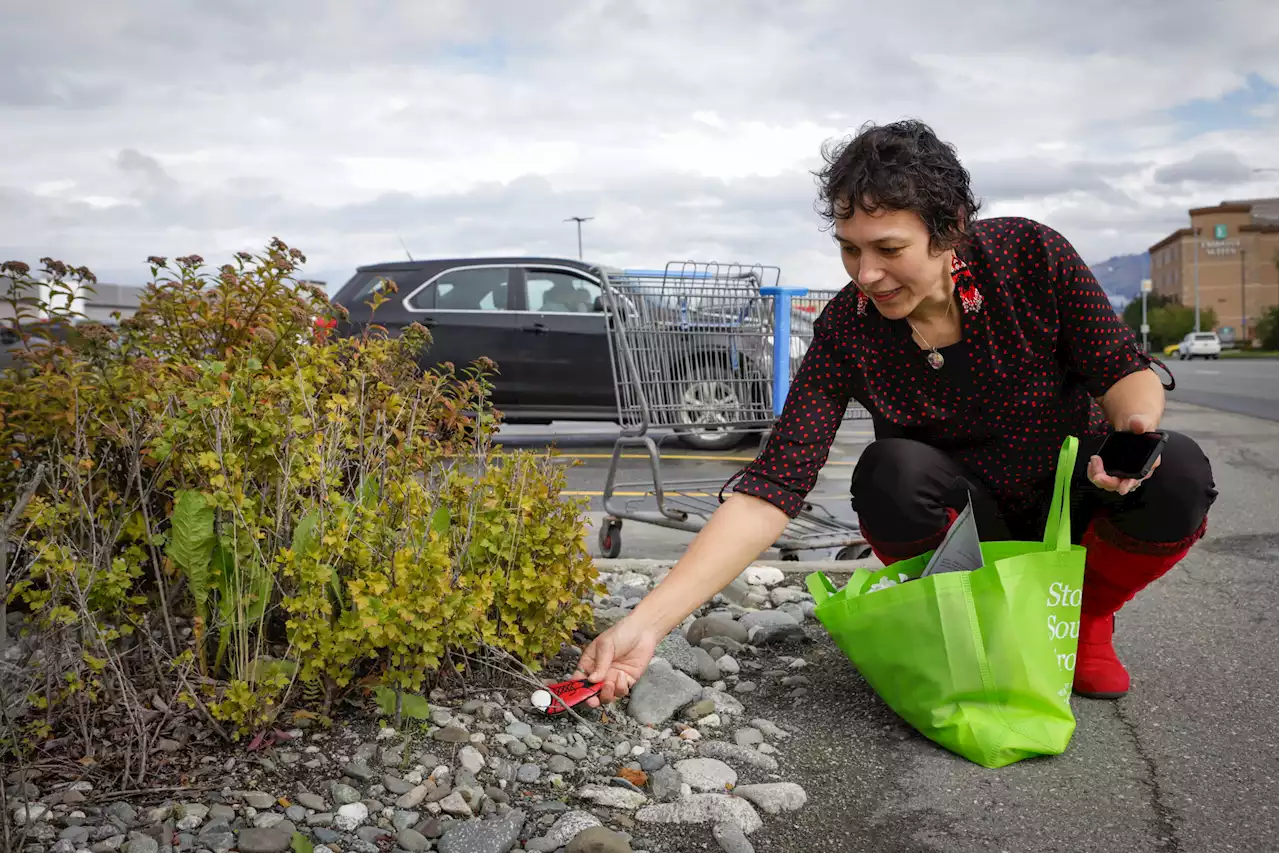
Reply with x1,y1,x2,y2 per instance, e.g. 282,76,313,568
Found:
1,246,854,853
4,560,842,853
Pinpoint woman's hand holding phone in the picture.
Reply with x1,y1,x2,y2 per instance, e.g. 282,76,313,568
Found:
1088,415,1165,496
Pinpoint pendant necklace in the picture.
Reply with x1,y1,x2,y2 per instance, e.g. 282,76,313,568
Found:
906,292,954,371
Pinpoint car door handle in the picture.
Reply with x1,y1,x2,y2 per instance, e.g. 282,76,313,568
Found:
522,323,549,335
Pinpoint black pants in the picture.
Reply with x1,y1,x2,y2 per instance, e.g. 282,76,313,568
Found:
851,432,1217,554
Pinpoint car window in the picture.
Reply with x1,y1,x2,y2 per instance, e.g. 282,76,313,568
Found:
408,267,511,311
1193,333,1217,341
340,270,423,303
526,271,602,313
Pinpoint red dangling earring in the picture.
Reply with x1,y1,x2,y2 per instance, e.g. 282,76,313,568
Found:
856,290,869,316
958,283,983,313
951,255,983,314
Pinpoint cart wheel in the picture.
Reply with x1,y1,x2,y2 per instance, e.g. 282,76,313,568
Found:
779,550,800,562
598,520,623,559
836,545,874,561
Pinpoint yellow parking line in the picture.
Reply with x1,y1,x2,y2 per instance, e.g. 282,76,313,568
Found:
564,490,848,500
557,453,753,462
554,453,860,465
565,490,704,497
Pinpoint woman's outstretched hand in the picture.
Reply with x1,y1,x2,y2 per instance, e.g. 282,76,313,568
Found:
1088,414,1162,496
572,616,662,708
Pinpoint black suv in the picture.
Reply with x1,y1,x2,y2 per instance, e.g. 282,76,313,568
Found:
330,257,774,450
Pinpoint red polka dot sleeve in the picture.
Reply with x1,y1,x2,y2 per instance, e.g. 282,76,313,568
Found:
725,216,1168,527
1034,221,1149,397
730,301,859,518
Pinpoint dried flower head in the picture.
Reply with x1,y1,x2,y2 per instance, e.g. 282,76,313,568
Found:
77,323,117,344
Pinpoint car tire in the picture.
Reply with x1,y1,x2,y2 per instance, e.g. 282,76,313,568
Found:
673,363,753,452
677,430,748,452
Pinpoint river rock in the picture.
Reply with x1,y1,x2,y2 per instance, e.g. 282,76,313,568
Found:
674,758,737,792
566,826,633,853
536,811,602,849
334,802,369,831
436,808,525,853
627,659,703,726
457,746,485,776
655,632,700,676
731,783,808,815
330,783,362,806
697,741,779,772
576,785,647,810
236,827,293,853
742,566,785,587
637,794,762,834
692,647,721,682
713,820,755,853
686,616,749,646
397,827,431,852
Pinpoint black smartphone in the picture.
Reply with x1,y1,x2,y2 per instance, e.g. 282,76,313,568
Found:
1097,430,1168,480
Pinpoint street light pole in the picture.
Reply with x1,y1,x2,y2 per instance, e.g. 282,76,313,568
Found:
1269,247,1280,311
1140,277,1151,353
564,216,593,260
1241,248,1248,344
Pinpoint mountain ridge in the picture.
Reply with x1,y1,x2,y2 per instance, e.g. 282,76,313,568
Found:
1089,252,1150,305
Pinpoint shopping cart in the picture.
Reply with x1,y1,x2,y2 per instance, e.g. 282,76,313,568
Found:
789,288,874,421
591,261,869,561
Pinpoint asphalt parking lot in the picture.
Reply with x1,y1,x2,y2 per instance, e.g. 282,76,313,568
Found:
499,356,1280,560
496,416,876,561
496,356,1279,560
1165,356,1278,421
499,398,1279,852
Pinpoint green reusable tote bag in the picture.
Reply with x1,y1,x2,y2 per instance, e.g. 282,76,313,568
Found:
805,436,1087,769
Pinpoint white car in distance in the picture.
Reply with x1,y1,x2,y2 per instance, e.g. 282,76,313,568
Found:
1177,331,1222,360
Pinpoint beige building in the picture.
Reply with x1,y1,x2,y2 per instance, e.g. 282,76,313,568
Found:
1148,198,1279,342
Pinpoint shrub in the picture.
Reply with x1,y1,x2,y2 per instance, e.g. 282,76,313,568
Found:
1,243,598,774
1254,305,1279,351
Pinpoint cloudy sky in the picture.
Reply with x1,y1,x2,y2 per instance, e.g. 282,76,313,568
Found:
1,0,1277,292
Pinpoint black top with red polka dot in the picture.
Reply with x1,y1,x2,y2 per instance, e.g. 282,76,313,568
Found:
732,216,1161,524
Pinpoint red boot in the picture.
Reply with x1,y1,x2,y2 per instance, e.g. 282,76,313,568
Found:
1074,612,1129,698
1073,517,1206,699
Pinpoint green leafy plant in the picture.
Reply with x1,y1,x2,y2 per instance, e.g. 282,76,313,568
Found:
1,241,599,770
373,686,431,721
1254,305,1279,350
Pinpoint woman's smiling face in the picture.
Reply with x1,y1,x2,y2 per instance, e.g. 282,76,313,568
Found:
834,204,954,321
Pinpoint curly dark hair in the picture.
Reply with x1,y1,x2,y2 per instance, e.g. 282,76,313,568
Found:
814,119,982,251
